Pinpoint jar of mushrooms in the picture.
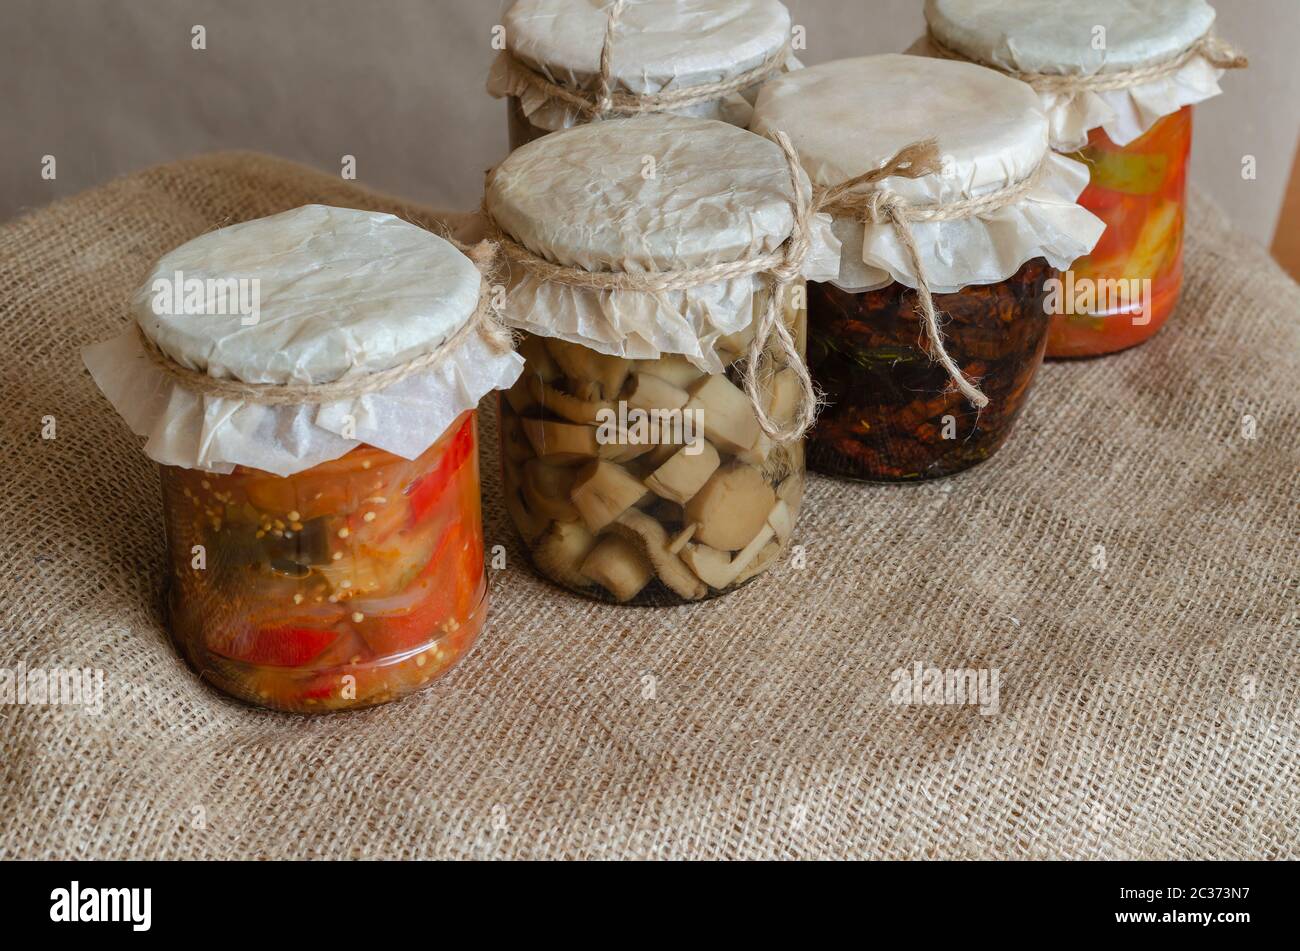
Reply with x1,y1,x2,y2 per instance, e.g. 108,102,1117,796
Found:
485,114,840,604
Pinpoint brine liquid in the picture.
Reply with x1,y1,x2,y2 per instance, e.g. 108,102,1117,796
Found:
500,288,807,605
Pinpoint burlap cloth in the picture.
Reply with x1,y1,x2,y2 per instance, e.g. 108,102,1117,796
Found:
1,153,1295,860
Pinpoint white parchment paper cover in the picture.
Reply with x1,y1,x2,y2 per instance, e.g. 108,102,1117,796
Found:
484,114,840,372
922,0,1228,150
750,55,1105,295
83,205,524,476
487,0,796,131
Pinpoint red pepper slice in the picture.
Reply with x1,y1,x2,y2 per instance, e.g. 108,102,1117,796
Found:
406,413,475,526
353,519,484,656
221,625,339,667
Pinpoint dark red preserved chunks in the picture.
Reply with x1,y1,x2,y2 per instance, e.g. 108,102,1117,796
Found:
806,258,1054,482
406,412,476,525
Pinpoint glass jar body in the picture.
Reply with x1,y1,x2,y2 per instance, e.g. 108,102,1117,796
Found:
807,259,1054,481
1048,106,1192,357
161,411,486,712
507,97,549,151
500,287,807,605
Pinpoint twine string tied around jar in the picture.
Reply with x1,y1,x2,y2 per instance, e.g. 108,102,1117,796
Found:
486,129,820,444
135,240,515,406
926,27,1247,96
505,0,793,121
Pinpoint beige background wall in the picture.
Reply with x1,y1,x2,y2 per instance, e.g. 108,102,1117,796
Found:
3,1,1296,246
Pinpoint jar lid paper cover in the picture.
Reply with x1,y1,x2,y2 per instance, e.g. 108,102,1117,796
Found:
83,205,524,476
750,55,1105,295
484,114,840,371
487,0,796,132
922,0,1229,149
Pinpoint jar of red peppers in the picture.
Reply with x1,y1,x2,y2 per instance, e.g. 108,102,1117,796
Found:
919,0,1246,357
751,55,1104,481
487,0,795,151
83,205,525,712
485,114,840,603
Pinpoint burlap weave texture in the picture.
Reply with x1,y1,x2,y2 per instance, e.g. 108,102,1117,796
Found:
0,153,1295,859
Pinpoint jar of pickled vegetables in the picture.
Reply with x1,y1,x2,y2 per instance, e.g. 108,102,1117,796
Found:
488,0,795,151
484,114,840,603
919,0,1245,357
83,205,525,712
751,55,1104,481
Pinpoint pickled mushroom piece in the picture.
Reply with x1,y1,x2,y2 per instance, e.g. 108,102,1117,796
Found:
668,523,697,554
734,541,782,586
500,410,537,465
623,372,689,413
527,374,612,425
680,542,737,590
644,441,721,506
736,432,773,466
533,519,598,589
570,459,648,533
765,499,794,545
522,459,581,521
635,353,706,389
521,417,600,461
609,509,707,601
683,462,776,551
503,462,548,543
716,325,756,366
763,367,801,430
681,521,777,592
580,535,653,602
683,374,762,456
544,338,630,399
597,438,659,464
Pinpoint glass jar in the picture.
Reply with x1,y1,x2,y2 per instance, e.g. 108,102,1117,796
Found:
161,410,486,712
1048,106,1192,357
500,287,807,605
507,96,547,151
807,259,1055,481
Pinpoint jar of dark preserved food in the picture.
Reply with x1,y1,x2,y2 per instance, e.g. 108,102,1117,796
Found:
83,205,525,711
751,55,1103,481
806,259,1054,481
